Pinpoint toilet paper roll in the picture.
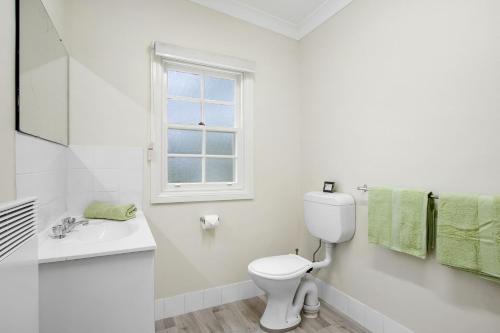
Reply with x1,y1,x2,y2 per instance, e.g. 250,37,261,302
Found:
200,215,220,230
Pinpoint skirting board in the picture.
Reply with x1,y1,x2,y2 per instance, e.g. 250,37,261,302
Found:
155,280,264,320
313,277,413,333
155,278,413,333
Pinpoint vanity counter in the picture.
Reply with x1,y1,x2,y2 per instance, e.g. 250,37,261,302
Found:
38,211,156,263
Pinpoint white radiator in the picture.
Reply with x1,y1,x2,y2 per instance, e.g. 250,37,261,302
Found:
0,197,39,333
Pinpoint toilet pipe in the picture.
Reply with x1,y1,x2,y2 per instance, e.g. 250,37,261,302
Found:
289,242,335,319
290,273,319,319
310,242,334,270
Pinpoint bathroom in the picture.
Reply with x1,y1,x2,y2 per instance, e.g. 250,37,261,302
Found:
1,0,500,332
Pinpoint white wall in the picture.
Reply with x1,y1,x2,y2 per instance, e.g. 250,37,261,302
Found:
0,0,16,202
67,145,144,215
63,0,302,297
299,0,500,332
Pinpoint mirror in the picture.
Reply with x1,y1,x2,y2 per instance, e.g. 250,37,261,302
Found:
16,0,69,145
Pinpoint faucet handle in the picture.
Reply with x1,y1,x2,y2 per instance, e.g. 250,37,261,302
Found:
62,217,76,227
51,225,66,239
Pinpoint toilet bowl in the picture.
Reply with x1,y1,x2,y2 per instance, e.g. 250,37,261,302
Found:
248,192,355,332
248,254,315,331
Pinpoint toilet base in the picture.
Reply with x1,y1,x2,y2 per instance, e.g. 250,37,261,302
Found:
260,318,301,333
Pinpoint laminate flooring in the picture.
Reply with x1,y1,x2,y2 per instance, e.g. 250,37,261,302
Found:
155,296,368,333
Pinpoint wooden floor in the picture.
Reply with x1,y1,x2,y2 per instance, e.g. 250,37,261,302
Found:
155,296,368,333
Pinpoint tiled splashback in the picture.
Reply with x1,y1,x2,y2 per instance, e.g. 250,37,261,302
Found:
16,133,67,231
67,145,143,215
15,133,144,231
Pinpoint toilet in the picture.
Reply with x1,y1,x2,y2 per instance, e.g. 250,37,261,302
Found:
248,192,355,332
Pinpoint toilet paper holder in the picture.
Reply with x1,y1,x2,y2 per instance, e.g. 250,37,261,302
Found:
200,215,220,230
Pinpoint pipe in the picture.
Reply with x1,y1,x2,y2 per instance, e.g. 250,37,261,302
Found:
310,242,334,270
289,274,319,319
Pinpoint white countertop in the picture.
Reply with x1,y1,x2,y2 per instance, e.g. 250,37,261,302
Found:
38,211,156,264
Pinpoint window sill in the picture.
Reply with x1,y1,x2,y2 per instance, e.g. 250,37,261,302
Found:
151,189,254,204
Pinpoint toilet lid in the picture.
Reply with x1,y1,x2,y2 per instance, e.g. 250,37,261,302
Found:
248,254,312,280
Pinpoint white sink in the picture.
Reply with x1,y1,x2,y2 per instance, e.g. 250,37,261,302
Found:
39,211,156,263
59,219,137,243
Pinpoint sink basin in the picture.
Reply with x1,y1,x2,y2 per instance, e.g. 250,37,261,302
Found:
59,219,137,243
38,211,156,263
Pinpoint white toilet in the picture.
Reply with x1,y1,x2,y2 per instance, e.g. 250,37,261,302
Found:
248,192,355,332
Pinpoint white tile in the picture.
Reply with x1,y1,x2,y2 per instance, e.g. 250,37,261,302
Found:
254,283,265,296
221,280,257,304
119,169,143,192
155,299,163,321
16,173,40,199
347,297,366,327
162,295,185,318
203,287,222,308
326,285,349,315
67,192,93,215
94,146,121,169
365,307,384,333
240,280,260,299
383,315,413,333
68,169,94,193
185,291,204,313
94,169,119,192
68,146,94,169
93,191,120,203
119,191,143,207
120,147,144,170
38,204,51,231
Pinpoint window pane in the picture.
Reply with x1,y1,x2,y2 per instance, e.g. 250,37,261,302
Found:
168,157,202,183
206,158,234,182
205,76,234,102
168,129,202,154
206,132,234,155
167,71,200,98
205,103,234,128
167,100,201,125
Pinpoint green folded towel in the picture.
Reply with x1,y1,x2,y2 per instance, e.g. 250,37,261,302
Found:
83,201,137,221
437,194,500,282
368,187,433,259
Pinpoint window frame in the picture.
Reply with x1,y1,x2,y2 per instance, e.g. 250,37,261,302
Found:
150,47,254,204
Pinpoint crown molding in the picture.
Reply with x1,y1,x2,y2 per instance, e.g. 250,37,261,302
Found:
297,0,352,39
188,0,352,40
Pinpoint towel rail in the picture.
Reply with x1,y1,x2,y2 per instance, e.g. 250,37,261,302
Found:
356,184,440,199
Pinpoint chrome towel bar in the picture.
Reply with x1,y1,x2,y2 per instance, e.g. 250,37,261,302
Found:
356,184,439,199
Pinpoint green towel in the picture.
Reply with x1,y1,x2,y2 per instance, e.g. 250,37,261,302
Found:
368,187,433,259
83,201,137,221
437,194,500,282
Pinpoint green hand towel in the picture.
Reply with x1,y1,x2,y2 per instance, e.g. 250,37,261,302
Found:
84,201,137,221
437,194,500,281
368,187,432,259
436,193,479,271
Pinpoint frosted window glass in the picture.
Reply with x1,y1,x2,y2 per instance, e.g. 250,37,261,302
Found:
168,157,202,183
206,132,234,155
206,158,234,182
168,129,202,154
167,100,201,125
167,71,200,98
205,76,234,102
205,104,234,128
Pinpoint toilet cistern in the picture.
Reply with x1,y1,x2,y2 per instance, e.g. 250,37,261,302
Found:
248,192,355,332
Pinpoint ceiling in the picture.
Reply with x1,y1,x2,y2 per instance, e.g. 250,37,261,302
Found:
188,0,352,40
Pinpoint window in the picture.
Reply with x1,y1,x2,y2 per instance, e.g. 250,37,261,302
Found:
150,42,254,203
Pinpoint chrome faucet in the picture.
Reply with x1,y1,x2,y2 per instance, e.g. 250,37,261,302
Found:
51,217,89,239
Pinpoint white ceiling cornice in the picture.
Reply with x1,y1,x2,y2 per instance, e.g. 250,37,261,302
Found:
189,0,352,40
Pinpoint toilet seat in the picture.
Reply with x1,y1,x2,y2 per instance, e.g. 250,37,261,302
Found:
248,254,312,280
